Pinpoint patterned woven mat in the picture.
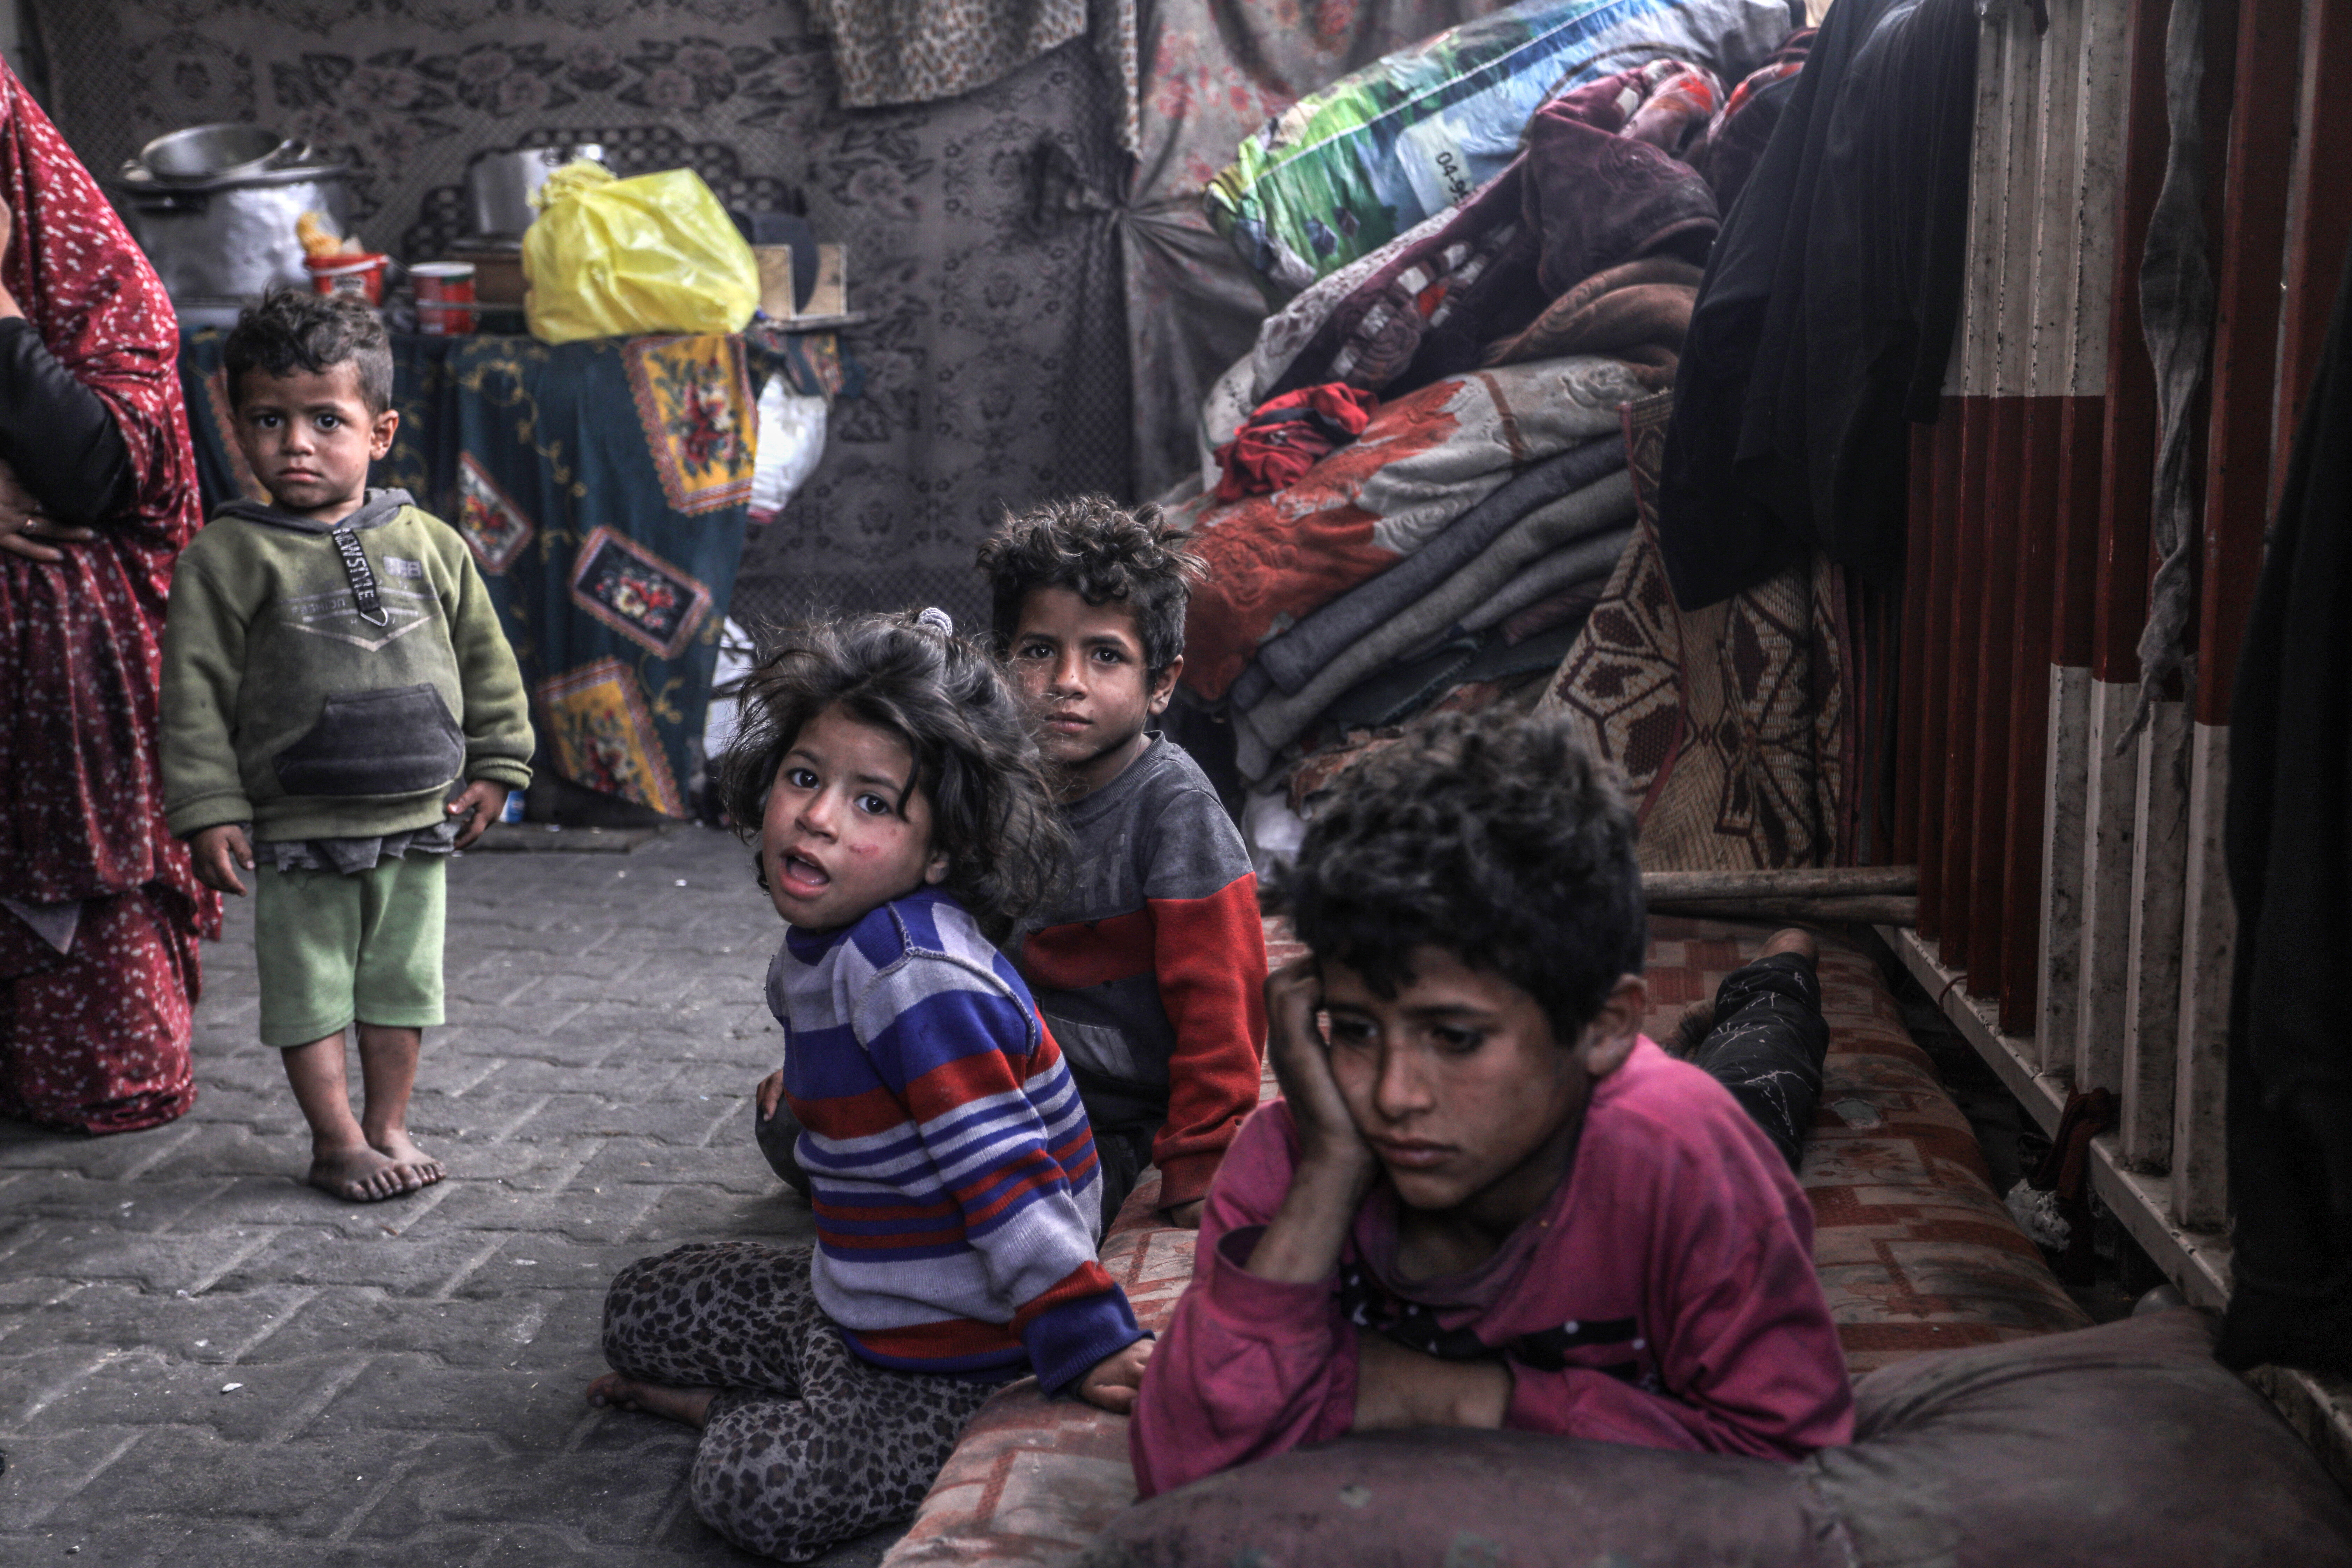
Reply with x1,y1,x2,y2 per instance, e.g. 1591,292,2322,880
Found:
879,917,2084,1566
1537,391,1866,871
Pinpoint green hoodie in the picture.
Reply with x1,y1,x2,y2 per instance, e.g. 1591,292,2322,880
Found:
161,489,533,843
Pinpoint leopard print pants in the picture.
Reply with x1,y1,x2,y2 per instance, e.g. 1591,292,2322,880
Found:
603,1240,1008,1563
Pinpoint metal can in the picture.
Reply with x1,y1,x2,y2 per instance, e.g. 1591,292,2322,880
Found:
411,261,478,335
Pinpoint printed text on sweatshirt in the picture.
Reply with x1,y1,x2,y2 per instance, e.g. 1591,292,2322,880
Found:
160,490,532,844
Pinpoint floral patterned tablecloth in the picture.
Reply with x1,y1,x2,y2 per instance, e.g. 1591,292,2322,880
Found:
178,328,840,817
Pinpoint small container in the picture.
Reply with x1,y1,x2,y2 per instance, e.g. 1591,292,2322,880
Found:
305,251,387,305
502,789,527,824
411,260,477,335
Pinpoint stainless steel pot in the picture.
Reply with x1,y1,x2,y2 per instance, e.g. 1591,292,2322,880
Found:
117,158,355,304
465,144,605,239
135,123,299,183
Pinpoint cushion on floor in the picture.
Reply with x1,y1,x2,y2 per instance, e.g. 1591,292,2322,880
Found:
1083,1309,2352,1568
876,919,2092,1567
1645,918,2089,1372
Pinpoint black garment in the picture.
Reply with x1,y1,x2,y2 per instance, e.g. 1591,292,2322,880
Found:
1686,952,1829,1171
1655,0,1977,609
754,1095,813,1200
2213,240,2352,1377
0,316,136,524
1090,1122,1154,1231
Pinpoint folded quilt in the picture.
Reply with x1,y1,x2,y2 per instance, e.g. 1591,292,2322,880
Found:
1246,431,1628,700
1232,476,1637,778
1178,355,1647,702
1308,614,1588,740
1461,524,1638,631
1502,578,1610,643
1483,255,1703,380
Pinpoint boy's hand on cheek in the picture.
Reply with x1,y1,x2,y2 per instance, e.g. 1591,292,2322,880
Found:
1076,1336,1154,1414
1264,958,1374,1184
190,824,254,897
1245,959,1377,1285
447,780,508,849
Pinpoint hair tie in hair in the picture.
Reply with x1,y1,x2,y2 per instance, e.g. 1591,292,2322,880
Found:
916,607,955,636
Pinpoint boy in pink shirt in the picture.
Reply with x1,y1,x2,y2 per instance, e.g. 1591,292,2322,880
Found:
1129,711,1853,1497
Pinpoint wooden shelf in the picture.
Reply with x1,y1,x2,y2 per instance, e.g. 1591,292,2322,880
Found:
759,311,866,331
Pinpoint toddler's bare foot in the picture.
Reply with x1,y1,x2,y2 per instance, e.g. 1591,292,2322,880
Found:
586,1372,718,1429
365,1128,445,1194
307,1143,412,1202
1760,926,1819,965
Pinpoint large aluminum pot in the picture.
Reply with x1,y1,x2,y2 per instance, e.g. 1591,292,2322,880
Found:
135,123,298,183
465,144,605,238
117,159,355,304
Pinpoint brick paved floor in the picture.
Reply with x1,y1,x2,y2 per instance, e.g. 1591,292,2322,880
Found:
0,826,906,1567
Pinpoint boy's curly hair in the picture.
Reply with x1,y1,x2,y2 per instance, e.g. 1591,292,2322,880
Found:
715,610,1070,942
976,495,1205,674
223,287,395,415
1268,709,1645,1042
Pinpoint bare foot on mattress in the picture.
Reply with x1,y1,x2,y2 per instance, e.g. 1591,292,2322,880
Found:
366,1128,446,1194
586,1373,719,1429
1760,927,1819,965
307,1143,413,1202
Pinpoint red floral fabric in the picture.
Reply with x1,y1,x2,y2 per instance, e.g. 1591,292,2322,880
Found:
0,890,202,1133
0,58,217,1132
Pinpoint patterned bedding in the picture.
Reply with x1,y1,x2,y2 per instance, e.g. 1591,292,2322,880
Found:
878,918,2086,1566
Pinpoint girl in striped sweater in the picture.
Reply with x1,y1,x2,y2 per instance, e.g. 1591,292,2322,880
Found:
587,610,1151,1563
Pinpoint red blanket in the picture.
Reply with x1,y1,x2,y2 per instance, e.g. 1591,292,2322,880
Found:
1176,356,1643,701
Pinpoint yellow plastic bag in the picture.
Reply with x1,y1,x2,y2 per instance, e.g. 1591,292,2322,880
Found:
523,162,760,343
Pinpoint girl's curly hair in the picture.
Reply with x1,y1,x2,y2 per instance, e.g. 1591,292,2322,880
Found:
715,610,1070,942
1266,709,1646,1042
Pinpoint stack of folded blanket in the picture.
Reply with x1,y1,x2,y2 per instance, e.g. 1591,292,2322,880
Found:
1166,30,1815,796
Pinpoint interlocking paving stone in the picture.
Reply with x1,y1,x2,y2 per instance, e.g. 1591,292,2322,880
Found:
0,827,902,1565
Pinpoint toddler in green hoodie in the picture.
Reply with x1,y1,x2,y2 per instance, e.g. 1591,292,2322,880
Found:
160,290,533,1202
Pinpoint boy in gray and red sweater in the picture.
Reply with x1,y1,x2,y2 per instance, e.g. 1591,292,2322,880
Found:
980,498,1267,1228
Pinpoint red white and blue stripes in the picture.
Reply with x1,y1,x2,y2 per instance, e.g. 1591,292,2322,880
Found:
767,887,1143,1393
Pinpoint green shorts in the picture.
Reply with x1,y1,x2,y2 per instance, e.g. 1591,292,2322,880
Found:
253,854,447,1048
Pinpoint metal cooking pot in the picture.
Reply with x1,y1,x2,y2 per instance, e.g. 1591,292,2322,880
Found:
465,144,606,239
135,123,301,183
117,157,355,305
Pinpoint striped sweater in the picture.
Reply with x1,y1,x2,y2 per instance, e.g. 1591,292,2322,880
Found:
767,887,1145,1393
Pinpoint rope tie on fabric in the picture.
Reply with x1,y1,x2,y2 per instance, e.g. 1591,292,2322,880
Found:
332,524,389,628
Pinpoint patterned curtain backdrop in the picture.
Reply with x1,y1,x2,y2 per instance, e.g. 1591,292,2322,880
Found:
27,0,1132,630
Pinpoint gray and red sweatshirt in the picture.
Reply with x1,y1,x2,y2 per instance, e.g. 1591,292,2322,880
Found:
1010,736,1267,1209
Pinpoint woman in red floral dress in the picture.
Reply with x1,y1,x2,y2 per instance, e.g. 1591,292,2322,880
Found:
0,60,219,1134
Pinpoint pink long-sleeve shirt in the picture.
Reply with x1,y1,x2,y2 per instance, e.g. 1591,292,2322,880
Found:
1129,1038,1854,1497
